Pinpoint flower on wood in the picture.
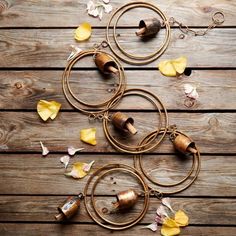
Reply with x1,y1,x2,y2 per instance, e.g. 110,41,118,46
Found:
60,155,70,168
80,128,97,145
68,146,84,156
40,141,49,157
37,100,61,121
74,22,92,41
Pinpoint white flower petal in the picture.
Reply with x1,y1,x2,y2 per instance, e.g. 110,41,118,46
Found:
68,146,84,156
60,155,70,169
98,6,103,20
184,83,194,94
88,7,99,17
156,205,169,218
103,3,112,13
141,222,158,232
40,141,49,157
103,0,109,3
184,84,199,100
162,198,175,213
87,0,95,11
83,160,95,172
67,45,82,61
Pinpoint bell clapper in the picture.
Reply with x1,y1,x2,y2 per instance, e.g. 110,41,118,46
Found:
186,146,197,154
126,122,137,135
107,65,119,75
135,27,146,36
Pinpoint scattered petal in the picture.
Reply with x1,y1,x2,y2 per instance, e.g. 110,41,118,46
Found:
157,205,169,218
83,160,95,172
40,141,49,157
161,224,180,236
37,100,61,121
103,3,112,13
184,84,199,100
68,146,84,156
65,161,91,179
103,0,109,3
174,210,189,227
163,218,179,228
162,198,175,213
67,45,82,61
80,128,97,145
158,57,187,77
141,222,158,232
74,22,92,42
60,155,70,168
87,0,95,11
98,6,103,20
155,215,163,224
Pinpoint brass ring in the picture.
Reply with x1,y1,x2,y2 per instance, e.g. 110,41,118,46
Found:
134,129,201,195
212,11,225,25
62,49,126,116
103,88,169,154
106,1,171,65
83,163,150,230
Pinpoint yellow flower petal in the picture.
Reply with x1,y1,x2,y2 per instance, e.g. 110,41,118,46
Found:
163,218,179,228
74,22,92,42
158,60,177,77
65,162,87,179
174,210,189,226
172,56,187,74
37,100,61,121
161,224,180,236
158,57,187,77
80,128,97,145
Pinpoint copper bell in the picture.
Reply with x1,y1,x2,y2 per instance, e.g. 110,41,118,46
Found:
54,194,83,221
94,52,118,74
173,134,197,154
113,189,139,210
136,18,161,37
112,112,137,135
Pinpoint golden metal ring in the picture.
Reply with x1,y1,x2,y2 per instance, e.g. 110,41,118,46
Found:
134,129,201,195
62,49,126,116
83,163,150,230
103,88,169,154
106,1,171,65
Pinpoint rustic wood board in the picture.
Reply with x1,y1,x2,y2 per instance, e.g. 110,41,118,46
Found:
0,70,235,110
0,0,235,235
0,28,235,68
0,0,235,27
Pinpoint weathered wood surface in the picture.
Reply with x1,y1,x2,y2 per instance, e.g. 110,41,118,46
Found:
0,196,235,224
0,0,235,27
0,70,235,110
0,28,235,68
0,224,235,236
0,155,235,196
0,112,235,153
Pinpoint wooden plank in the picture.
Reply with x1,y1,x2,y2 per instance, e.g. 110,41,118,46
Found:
0,70,235,110
0,155,235,196
0,112,235,153
0,196,235,225
0,28,235,68
0,224,235,236
0,0,234,27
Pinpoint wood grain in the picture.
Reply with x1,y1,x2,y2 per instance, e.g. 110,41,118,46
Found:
0,70,235,110
0,196,235,225
0,155,235,196
0,0,235,27
0,112,235,153
0,28,235,68
0,224,235,236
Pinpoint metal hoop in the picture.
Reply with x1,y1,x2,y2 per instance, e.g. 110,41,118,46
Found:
103,88,169,154
106,1,171,65
134,129,201,195
62,49,126,116
83,164,150,230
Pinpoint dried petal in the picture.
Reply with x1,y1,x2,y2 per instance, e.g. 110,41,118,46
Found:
98,6,103,20
67,45,82,61
68,146,84,156
80,128,97,146
87,0,95,11
141,222,158,232
184,84,199,100
155,215,163,224
103,3,112,13
83,160,95,172
156,205,169,218
37,100,61,121
60,155,70,168
40,141,49,157
103,0,109,3
158,57,187,77
161,224,180,236
162,198,174,213
65,161,91,179
74,22,92,42
163,218,179,228
174,210,189,227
